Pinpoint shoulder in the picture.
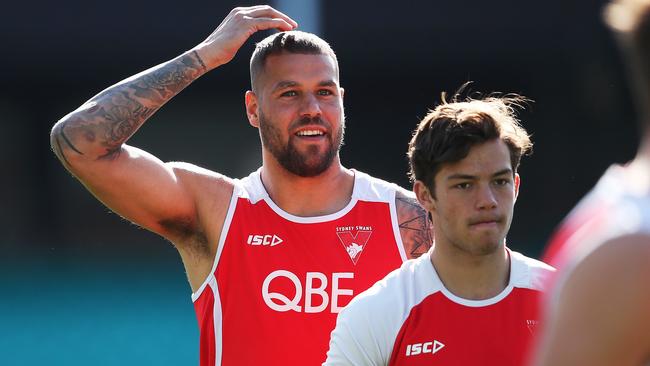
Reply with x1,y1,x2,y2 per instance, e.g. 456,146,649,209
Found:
327,257,435,365
168,161,236,192
553,234,650,332
165,161,236,241
537,234,650,365
395,188,432,259
340,254,440,333
509,250,555,291
560,233,650,301
342,258,418,319
394,187,424,224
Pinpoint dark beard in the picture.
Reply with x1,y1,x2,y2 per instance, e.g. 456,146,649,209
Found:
259,113,343,177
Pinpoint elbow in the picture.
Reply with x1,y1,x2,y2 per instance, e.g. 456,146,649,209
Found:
50,122,71,168
50,119,85,169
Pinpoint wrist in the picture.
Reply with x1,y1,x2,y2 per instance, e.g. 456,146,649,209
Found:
191,49,209,73
190,46,226,72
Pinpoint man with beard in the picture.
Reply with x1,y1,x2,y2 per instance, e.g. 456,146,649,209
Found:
50,5,430,366
325,94,554,366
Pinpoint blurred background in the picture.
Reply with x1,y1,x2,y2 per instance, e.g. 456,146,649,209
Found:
0,0,638,364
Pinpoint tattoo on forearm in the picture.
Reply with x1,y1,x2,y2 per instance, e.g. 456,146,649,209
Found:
193,50,208,72
52,51,206,161
397,194,433,259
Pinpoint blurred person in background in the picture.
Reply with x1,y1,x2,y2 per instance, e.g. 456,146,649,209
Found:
533,0,650,365
324,93,554,366
49,5,431,366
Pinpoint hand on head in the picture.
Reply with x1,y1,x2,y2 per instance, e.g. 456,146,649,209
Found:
193,5,298,70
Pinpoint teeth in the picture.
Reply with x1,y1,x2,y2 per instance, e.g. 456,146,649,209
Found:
297,130,323,136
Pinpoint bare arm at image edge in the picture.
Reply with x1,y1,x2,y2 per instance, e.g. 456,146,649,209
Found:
534,234,650,366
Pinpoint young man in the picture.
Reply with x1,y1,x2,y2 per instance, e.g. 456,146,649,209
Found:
324,95,554,366
533,1,650,365
49,6,431,366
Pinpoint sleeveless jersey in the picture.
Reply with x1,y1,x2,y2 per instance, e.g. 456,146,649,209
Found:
325,248,554,366
543,164,650,312
191,169,408,366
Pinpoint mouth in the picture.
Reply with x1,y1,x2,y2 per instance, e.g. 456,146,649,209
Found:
469,218,502,229
294,127,327,140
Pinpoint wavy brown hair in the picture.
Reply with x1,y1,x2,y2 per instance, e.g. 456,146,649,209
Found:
408,88,533,193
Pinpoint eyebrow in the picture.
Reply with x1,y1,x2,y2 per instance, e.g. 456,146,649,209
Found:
272,79,338,92
273,80,299,91
318,80,338,87
446,168,513,181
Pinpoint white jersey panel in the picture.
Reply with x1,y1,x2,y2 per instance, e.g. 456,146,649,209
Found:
324,248,552,366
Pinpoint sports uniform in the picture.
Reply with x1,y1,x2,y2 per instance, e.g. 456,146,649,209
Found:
324,248,554,366
192,168,408,366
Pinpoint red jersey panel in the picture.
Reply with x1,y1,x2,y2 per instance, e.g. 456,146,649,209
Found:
192,169,407,366
325,249,554,366
388,287,540,365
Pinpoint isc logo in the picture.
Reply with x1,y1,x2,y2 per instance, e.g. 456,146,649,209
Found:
405,340,445,356
262,270,354,313
247,234,283,246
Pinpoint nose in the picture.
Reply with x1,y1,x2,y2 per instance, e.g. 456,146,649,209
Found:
300,93,322,117
476,185,498,210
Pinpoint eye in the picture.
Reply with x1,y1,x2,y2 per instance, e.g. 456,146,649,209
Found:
494,178,511,186
454,182,472,190
281,90,298,97
317,89,334,96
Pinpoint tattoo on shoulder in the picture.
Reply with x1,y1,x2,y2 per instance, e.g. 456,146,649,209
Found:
396,191,433,259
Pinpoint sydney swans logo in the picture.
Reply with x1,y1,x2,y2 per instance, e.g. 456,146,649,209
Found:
336,226,373,265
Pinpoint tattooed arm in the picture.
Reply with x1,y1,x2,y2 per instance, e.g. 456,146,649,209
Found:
50,7,296,248
396,189,433,259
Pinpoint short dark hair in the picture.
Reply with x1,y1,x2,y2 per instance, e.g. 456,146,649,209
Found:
408,93,533,193
605,0,650,126
249,31,339,92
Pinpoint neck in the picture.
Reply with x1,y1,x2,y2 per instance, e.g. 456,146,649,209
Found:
430,242,510,300
260,155,354,217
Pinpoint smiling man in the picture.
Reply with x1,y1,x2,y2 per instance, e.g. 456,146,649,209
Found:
324,94,554,366
49,5,432,366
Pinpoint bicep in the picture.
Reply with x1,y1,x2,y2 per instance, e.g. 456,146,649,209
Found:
68,144,201,238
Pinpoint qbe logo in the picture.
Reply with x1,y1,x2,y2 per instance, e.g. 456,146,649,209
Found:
261,270,354,313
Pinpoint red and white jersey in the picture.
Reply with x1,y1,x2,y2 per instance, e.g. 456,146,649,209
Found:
191,169,408,366
325,248,554,366
543,164,650,312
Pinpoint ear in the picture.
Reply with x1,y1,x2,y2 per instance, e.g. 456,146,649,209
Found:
413,180,436,213
245,90,260,128
340,87,345,99
514,173,521,202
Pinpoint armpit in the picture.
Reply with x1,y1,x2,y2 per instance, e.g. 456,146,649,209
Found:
159,215,210,257
395,190,433,259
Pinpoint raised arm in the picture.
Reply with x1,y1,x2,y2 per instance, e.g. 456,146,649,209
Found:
50,6,296,272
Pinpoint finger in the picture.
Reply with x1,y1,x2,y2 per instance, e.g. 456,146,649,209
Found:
245,16,296,32
241,5,298,29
